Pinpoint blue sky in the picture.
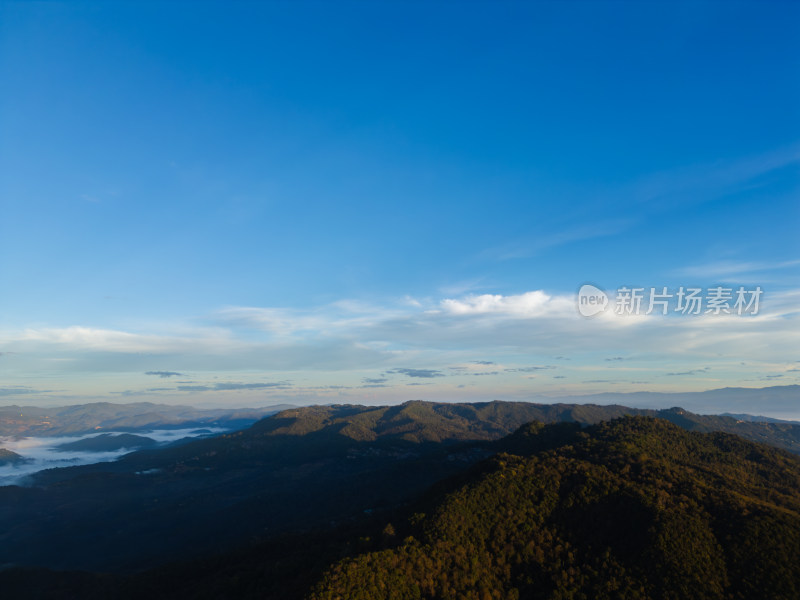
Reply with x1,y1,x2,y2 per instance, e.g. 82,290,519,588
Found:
1,2,799,413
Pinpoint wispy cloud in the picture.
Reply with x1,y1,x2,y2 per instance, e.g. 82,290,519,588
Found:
673,259,800,279
0,386,55,397
478,147,800,272
176,382,292,392
387,368,446,379
664,368,709,377
628,145,800,208
481,218,634,261
145,371,183,378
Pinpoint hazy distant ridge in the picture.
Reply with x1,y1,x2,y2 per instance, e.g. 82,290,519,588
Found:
0,402,296,437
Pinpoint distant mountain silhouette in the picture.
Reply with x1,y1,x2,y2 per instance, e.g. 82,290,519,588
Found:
0,402,295,437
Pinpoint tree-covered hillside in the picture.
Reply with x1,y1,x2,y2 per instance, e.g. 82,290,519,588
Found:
311,417,800,600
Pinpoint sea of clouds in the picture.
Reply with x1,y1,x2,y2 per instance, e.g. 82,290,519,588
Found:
0,427,227,486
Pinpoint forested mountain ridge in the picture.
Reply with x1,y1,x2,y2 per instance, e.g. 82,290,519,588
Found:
310,417,800,600
116,400,800,468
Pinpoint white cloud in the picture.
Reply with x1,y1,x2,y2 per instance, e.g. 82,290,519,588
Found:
5,289,798,366
2,287,798,406
439,290,568,317
16,325,236,354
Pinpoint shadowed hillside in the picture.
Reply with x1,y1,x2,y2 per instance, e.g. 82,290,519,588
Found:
0,448,25,466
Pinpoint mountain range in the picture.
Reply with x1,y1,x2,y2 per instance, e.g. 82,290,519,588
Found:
0,396,799,598
1,400,799,567
0,402,295,438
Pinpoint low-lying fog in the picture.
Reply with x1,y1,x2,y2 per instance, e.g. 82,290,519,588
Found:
0,427,227,486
